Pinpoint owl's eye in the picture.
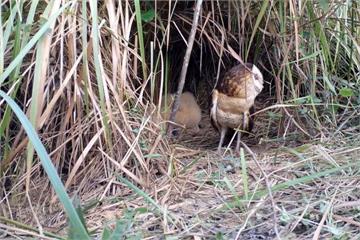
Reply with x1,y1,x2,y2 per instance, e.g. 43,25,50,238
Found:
254,74,260,81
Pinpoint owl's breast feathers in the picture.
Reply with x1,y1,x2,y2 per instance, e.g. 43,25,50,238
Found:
211,63,263,131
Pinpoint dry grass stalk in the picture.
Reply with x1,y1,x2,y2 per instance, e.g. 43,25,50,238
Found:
167,0,203,136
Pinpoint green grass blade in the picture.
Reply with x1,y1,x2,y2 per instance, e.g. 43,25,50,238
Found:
245,0,270,61
240,148,249,200
109,209,135,240
306,1,334,74
0,90,90,240
25,0,62,192
81,0,90,113
0,216,65,239
226,160,360,210
102,227,112,240
134,0,148,81
0,13,22,136
0,1,72,85
118,176,176,224
0,0,40,138
0,5,2,75
68,197,89,239
224,176,242,207
2,3,18,66
89,0,112,144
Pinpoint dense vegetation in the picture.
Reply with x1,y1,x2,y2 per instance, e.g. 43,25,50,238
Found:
0,0,359,239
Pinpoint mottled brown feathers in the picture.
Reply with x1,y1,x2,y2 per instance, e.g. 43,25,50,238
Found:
217,63,254,98
210,63,263,153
